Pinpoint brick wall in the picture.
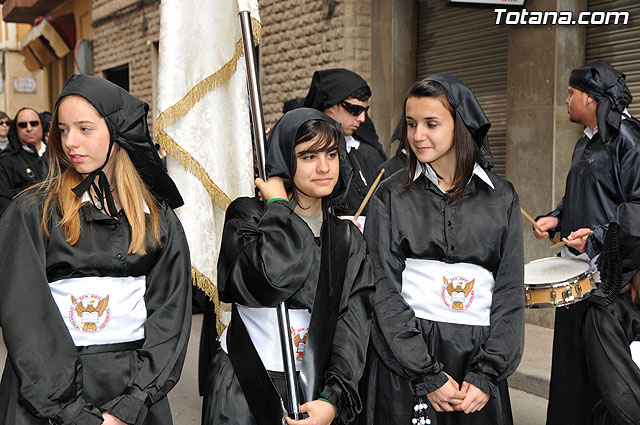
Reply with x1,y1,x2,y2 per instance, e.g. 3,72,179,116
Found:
260,0,372,126
91,0,159,125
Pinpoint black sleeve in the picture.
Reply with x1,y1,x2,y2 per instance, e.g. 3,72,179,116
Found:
584,297,640,425
217,197,318,306
102,206,192,425
0,195,103,425
465,189,525,397
318,228,374,423
587,133,640,258
364,187,448,395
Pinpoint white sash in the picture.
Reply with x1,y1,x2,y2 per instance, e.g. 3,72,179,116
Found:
220,305,311,372
401,259,494,326
49,276,147,347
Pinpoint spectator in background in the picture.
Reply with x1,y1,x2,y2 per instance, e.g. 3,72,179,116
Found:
0,107,48,215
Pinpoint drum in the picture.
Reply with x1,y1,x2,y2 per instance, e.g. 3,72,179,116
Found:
524,257,596,308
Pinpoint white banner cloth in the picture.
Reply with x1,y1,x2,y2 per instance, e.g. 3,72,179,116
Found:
157,0,259,328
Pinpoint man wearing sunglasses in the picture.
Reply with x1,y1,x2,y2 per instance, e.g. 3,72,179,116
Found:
0,107,48,215
303,68,387,217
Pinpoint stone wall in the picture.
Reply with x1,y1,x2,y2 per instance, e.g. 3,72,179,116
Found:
91,0,160,123
260,0,372,126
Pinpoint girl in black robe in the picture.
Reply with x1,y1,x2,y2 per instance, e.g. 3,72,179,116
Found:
583,202,640,425
0,75,191,425
362,75,524,425
202,108,374,425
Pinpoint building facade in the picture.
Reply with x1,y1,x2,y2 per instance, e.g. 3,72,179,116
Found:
91,0,160,125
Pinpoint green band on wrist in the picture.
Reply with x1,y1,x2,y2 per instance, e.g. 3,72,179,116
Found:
318,398,339,418
266,197,288,203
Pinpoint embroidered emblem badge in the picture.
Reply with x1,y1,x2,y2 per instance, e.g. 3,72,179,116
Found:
441,276,475,311
292,326,309,361
70,294,110,333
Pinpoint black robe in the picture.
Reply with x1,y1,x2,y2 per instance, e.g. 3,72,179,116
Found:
202,197,374,425
583,292,640,425
0,191,192,425
362,168,524,425
0,145,48,215
544,118,640,425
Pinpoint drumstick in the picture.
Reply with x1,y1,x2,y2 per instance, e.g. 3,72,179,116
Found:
549,230,595,249
354,168,385,220
520,208,559,244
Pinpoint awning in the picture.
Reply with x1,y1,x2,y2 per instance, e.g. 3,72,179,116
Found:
20,13,75,71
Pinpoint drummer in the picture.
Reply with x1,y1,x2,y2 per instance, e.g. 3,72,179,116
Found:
533,61,640,425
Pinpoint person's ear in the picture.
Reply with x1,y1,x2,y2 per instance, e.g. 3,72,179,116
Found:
324,105,337,118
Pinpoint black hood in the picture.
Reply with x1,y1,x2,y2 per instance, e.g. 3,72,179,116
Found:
57,74,183,209
302,68,369,111
265,107,351,204
569,60,633,142
303,68,385,157
425,74,492,155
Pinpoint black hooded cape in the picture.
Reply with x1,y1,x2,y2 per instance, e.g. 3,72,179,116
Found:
202,108,374,425
361,74,524,425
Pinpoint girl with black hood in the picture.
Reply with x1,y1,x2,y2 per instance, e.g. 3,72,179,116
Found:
0,75,191,425
362,75,524,425
202,108,374,425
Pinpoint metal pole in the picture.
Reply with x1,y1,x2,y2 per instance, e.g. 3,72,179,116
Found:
238,8,301,421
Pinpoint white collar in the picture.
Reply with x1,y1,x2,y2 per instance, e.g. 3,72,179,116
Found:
414,162,494,192
22,141,46,157
81,191,151,214
345,135,360,153
584,108,630,140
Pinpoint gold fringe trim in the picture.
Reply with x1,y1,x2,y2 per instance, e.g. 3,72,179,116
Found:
158,17,262,340
155,17,261,132
154,17,261,211
156,131,232,210
192,266,227,337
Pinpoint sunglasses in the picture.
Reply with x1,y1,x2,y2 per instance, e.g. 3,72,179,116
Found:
340,100,369,117
0,120,9,126
17,121,40,129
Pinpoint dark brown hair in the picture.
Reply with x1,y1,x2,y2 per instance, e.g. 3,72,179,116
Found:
402,80,481,202
285,118,340,207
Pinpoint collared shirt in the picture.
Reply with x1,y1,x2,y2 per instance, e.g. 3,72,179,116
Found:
413,162,495,192
583,108,629,140
345,135,361,153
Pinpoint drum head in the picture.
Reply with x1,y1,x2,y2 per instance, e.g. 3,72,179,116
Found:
525,257,590,285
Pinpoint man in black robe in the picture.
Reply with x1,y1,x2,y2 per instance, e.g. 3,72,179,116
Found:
533,60,640,425
303,68,386,215
0,107,48,215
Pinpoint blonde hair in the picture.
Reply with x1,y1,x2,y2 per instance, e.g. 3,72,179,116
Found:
40,96,162,255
